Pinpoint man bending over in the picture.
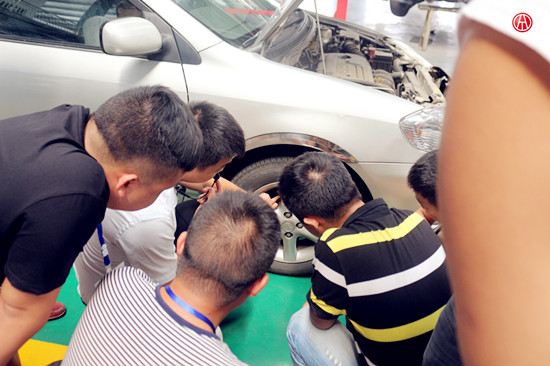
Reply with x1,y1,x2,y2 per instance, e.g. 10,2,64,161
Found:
73,100,245,304
62,191,280,365
279,152,451,366
0,86,202,365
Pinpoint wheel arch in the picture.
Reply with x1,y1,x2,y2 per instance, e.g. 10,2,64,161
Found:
223,133,373,201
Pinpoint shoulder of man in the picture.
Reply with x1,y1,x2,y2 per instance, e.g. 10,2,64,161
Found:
100,266,155,290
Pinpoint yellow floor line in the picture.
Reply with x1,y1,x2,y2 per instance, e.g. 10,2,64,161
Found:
18,339,67,366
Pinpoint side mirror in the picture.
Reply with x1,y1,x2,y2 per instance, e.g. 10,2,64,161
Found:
102,17,162,56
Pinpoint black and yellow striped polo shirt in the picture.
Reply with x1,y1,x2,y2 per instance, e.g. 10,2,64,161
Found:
307,198,451,366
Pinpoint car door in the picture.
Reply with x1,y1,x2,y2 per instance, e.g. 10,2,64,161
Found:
0,0,192,119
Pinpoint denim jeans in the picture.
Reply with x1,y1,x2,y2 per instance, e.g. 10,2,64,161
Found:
287,306,362,366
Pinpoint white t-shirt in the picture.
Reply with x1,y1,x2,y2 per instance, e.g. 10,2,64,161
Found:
459,0,550,63
73,188,178,304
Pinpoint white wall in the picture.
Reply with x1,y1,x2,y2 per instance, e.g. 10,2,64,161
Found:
299,0,337,16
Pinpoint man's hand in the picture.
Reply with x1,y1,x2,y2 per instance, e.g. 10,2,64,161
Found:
197,185,218,204
0,279,60,366
260,193,279,210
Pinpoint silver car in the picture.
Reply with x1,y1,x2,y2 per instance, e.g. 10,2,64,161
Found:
0,0,446,275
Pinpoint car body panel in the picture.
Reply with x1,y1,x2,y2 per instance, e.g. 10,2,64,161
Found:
183,42,423,162
1,40,188,117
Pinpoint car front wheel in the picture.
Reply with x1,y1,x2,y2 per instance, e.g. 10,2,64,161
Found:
232,157,316,276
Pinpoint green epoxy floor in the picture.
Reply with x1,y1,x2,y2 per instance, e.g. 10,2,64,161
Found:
33,268,312,365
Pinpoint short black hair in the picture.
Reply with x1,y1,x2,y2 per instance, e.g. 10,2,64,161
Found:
93,85,202,181
408,150,438,207
190,101,245,170
177,191,280,306
278,152,361,222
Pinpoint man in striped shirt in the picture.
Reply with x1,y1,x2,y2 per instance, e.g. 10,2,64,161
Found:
279,152,451,366
62,191,280,365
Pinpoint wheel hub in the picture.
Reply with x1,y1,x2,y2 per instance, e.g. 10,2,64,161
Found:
281,220,296,233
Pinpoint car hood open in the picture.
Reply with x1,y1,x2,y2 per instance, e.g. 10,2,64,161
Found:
251,0,304,47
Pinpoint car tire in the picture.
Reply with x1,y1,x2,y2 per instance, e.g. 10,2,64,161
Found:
232,156,316,276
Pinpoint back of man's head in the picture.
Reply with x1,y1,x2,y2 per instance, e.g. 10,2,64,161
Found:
93,85,203,182
177,191,280,307
190,101,245,169
408,150,438,207
278,151,361,222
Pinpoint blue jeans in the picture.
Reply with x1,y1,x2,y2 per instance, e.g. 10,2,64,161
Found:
287,306,361,366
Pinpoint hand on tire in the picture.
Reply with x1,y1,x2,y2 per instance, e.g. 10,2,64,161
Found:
260,193,279,210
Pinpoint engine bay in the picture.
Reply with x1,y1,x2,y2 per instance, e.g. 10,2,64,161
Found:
260,10,449,106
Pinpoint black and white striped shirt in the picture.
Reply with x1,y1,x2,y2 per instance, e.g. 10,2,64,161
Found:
308,199,451,366
63,267,247,366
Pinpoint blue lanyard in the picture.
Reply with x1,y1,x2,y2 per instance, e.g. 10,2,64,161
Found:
165,285,216,333
97,223,112,272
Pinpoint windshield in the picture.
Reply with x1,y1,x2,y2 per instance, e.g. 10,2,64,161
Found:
172,0,281,46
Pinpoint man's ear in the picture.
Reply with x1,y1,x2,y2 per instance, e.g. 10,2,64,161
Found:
248,274,269,297
302,217,321,231
114,172,139,196
106,169,139,203
104,168,140,209
176,232,187,259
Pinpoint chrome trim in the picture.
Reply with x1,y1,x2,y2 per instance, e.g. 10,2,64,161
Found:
246,133,358,163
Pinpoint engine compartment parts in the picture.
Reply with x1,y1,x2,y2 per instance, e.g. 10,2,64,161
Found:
260,10,448,106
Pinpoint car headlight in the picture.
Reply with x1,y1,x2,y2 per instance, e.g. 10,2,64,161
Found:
399,105,445,151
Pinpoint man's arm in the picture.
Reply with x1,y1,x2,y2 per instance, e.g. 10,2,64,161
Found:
308,305,337,330
181,178,279,209
0,194,104,365
180,177,244,193
306,242,347,331
0,279,60,366
438,19,550,366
